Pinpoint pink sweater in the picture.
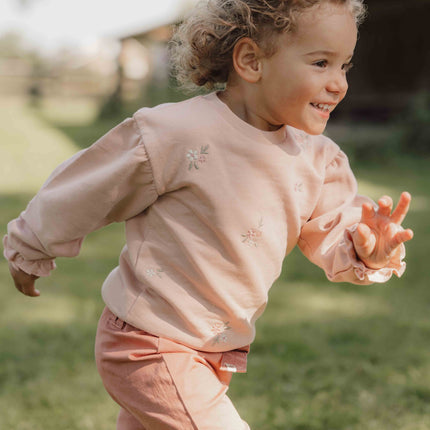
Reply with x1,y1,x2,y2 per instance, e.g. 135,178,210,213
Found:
3,92,405,352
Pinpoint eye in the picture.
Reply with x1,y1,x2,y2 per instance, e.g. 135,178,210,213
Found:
313,60,328,68
342,62,354,73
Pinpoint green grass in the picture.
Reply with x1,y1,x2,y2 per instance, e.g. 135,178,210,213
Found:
0,96,429,429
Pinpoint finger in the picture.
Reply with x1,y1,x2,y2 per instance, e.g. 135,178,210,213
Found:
352,223,376,259
361,202,375,222
388,228,414,251
391,192,412,225
377,195,393,217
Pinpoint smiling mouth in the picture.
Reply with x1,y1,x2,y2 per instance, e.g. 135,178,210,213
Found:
310,102,335,112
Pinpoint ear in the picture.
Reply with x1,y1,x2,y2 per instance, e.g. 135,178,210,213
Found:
232,37,263,83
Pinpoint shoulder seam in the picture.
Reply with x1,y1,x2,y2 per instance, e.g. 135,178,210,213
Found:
131,115,161,197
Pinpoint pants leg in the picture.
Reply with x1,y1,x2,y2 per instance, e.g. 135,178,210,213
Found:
95,307,250,430
160,345,250,430
117,408,147,430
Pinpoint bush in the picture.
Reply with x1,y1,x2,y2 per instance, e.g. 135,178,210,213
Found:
398,92,430,155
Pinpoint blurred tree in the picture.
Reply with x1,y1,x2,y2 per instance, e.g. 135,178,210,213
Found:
0,32,25,56
0,31,48,104
398,92,430,155
335,0,430,122
0,31,47,65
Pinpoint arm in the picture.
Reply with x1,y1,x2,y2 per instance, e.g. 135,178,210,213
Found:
298,149,412,285
3,117,158,296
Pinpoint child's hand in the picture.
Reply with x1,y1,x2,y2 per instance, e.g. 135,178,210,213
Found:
351,192,414,270
8,262,40,297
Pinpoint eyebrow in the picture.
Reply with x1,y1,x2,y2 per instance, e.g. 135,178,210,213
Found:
304,50,353,60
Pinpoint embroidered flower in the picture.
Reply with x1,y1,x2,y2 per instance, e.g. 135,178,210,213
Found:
294,182,303,192
187,145,209,170
211,321,232,344
146,267,164,278
242,218,264,247
186,150,199,162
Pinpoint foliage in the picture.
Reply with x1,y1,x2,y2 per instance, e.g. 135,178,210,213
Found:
97,76,197,121
0,31,45,64
397,92,430,155
326,92,430,163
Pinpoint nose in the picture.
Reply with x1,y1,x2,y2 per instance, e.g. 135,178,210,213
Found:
326,70,348,96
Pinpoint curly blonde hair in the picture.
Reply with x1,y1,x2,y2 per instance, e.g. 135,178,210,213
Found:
169,0,366,91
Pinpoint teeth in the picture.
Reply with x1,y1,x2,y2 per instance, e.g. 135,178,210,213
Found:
312,103,331,111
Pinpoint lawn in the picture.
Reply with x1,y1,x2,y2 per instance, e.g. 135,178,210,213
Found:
0,96,429,429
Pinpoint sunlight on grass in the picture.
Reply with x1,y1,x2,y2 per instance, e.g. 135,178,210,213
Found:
1,294,77,325
0,97,79,194
288,287,391,319
357,179,397,201
265,281,391,326
39,97,99,126
358,180,428,212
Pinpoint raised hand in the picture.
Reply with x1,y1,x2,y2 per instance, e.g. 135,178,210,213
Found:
351,192,414,270
8,262,40,297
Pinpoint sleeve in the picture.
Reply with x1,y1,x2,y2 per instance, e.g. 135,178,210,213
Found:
298,149,406,285
3,116,158,277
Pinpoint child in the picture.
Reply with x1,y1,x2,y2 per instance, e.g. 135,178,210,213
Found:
4,0,413,428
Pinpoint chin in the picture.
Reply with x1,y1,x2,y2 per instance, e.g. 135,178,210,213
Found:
286,117,328,136
307,128,326,136
299,124,327,136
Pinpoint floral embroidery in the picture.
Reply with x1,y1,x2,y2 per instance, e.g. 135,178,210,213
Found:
242,218,264,247
294,182,303,192
187,145,209,170
146,267,164,278
211,321,232,344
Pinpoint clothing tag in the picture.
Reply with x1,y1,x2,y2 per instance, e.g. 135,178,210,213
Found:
220,350,248,373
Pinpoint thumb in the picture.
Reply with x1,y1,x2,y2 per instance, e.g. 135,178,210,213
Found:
352,223,376,259
21,281,41,297
11,269,41,297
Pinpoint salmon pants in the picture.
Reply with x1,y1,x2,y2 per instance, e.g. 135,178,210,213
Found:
95,307,251,430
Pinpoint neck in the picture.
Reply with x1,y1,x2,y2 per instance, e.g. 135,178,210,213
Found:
218,84,282,132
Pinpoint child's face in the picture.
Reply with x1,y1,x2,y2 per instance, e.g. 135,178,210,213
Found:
257,3,357,134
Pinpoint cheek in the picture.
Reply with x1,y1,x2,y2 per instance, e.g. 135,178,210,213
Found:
276,81,307,104
285,75,319,101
